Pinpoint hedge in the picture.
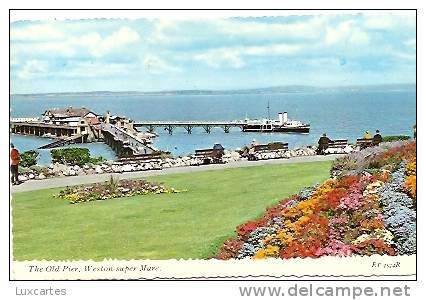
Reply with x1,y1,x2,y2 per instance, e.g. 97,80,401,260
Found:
382,136,411,143
20,150,39,168
50,148,104,166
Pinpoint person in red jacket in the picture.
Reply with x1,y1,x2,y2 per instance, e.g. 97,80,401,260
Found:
10,143,21,185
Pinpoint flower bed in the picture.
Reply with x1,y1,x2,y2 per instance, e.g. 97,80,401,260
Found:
404,157,416,201
331,141,416,177
57,177,184,204
217,142,416,259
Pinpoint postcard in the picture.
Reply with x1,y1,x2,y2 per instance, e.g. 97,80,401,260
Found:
10,9,416,280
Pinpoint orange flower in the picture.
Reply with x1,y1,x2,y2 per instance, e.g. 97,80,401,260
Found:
405,175,416,200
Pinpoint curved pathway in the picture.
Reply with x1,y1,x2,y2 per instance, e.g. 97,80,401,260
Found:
11,154,343,193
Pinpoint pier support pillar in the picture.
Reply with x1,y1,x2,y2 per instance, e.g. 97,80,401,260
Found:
184,125,193,134
224,126,231,133
165,125,174,135
202,125,212,134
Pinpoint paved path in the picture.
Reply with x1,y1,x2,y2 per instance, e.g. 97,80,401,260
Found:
11,154,342,193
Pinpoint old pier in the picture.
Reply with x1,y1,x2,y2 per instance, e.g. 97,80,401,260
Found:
10,107,156,158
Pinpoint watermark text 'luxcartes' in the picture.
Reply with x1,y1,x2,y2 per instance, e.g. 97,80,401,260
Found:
15,287,67,296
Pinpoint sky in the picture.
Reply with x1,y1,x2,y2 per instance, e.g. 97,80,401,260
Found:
10,13,416,94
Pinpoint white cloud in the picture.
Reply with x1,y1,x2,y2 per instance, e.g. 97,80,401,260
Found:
390,50,416,62
216,17,326,40
16,60,48,79
325,21,369,46
146,17,327,48
11,23,65,42
363,13,415,30
11,25,140,59
194,49,245,69
73,27,140,57
193,43,301,69
404,39,416,50
59,61,131,78
143,55,180,74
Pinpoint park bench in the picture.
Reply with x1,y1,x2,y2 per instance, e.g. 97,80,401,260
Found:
117,152,165,164
249,142,289,161
328,139,349,149
356,138,374,150
320,139,349,155
194,148,224,165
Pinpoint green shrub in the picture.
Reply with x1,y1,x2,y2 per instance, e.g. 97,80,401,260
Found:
382,135,411,143
18,166,30,174
89,156,105,164
20,150,39,168
51,148,101,166
29,165,43,173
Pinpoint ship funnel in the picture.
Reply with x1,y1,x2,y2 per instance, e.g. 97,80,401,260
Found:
278,113,283,125
282,112,288,123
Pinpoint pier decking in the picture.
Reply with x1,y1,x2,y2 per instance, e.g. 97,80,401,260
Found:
133,120,244,134
38,134,84,149
100,123,156,157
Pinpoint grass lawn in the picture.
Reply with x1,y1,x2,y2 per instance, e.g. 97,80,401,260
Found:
12,161,331,260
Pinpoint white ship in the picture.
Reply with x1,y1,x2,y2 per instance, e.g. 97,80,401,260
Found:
238,112,310,133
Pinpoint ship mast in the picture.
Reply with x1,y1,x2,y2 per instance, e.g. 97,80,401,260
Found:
267,100,271,120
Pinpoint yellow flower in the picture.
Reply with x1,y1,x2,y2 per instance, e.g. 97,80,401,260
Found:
253,249,267,259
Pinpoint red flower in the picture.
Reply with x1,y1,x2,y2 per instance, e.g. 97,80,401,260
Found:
236,221,262,238
354,239,396,256
216,239,244,259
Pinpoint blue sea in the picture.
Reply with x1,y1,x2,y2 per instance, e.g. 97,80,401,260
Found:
10,89,416,165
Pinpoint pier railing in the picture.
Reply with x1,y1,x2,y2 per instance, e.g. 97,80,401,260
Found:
133,120,244,134
10,117,40,123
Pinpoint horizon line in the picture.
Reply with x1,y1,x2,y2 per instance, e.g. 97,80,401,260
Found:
11,82,416,96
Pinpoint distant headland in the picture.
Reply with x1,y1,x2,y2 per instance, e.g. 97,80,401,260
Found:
12,83,415,97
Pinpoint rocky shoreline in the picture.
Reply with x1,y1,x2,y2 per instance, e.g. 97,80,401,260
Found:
17,147,323,182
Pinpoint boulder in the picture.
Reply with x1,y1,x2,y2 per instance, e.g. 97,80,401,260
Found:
95,166,104,174
68,169,76,176
112,165,123,173
38,173,46,180
85,169,96,175
190,159,199,166
28,173,35,179
52,163,68,175
105,160,114,166
121,164,134,172
18,175,28,181
344,145,354,154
